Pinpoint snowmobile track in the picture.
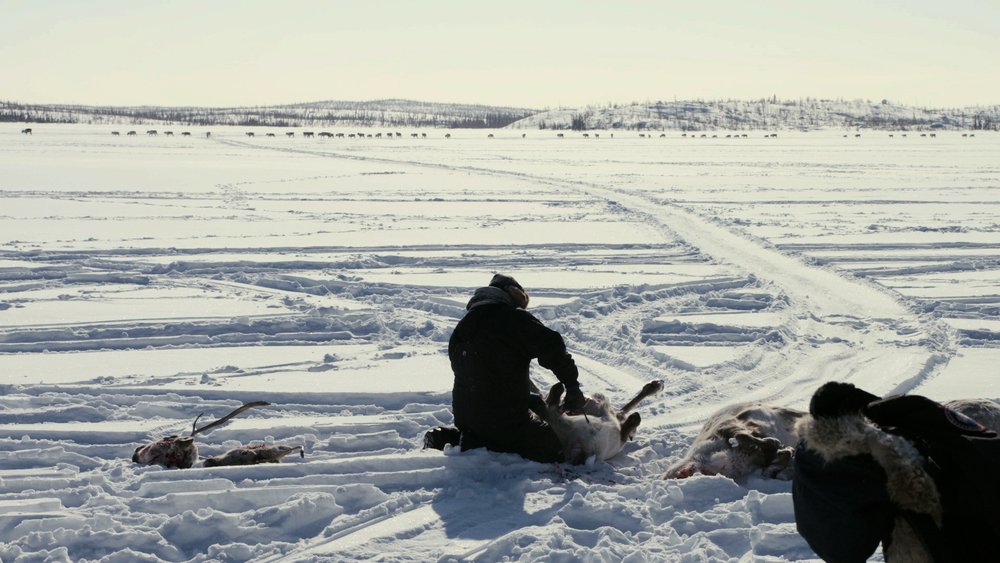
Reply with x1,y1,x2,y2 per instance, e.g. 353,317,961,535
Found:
223,138,953,416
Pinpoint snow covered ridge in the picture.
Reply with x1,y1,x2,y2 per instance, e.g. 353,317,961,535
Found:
510,98,1000,131
0,99,537,129
0,125,998,561
3,97,998,131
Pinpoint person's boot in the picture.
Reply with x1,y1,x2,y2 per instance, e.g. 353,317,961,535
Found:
423,426,461,450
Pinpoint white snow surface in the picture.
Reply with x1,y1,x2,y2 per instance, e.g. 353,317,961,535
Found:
1,124,998,562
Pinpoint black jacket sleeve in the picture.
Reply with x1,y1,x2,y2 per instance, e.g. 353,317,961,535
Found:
512,309,579,387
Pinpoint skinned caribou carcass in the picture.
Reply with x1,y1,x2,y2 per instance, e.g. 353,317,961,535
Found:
203,444,305,467
664,402,807,481
530,380,664,464
132,401,270,469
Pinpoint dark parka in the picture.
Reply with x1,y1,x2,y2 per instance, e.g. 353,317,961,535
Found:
449,286,579,459
793,383,1000,563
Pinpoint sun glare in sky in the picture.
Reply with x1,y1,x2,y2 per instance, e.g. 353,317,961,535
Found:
2,0,997,108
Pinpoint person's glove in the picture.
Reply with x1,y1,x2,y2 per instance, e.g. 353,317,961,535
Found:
563,383,586,414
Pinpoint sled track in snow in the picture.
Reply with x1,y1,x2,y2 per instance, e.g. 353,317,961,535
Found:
219,137,954,417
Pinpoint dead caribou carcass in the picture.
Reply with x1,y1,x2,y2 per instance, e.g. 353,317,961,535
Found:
531,380,664,464
132,401,270,469
203,444,304,467
664,402,806,481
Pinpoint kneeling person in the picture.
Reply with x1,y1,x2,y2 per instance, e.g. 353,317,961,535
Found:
447,274,583,462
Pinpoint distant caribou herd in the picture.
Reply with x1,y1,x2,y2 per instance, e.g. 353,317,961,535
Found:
106,129,195,136
105,130,987,140
14,127,985,140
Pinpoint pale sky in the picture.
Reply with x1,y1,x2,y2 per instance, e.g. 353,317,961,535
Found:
2,0,997,109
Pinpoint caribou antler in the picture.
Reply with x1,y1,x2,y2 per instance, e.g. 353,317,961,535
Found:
191,401,270,437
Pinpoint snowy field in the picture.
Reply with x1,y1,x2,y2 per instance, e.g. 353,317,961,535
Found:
1,124,998,562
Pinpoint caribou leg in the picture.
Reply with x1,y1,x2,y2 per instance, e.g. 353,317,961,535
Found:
620,412,642,442
546,382,565,408
617,380,664,418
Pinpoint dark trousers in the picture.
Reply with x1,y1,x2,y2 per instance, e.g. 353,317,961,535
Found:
460,417,563,463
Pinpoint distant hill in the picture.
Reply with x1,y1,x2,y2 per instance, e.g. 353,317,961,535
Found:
2,97,998,131
509,98,1000,132
0,99,537,129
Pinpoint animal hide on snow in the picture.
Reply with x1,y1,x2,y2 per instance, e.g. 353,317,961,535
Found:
203,444,305,467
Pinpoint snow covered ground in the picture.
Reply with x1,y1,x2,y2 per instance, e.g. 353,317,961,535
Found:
1,125,997,562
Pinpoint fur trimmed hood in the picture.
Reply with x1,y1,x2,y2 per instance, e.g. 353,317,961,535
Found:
796,413,940,562
797,413,942,525
794,383,1000,563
